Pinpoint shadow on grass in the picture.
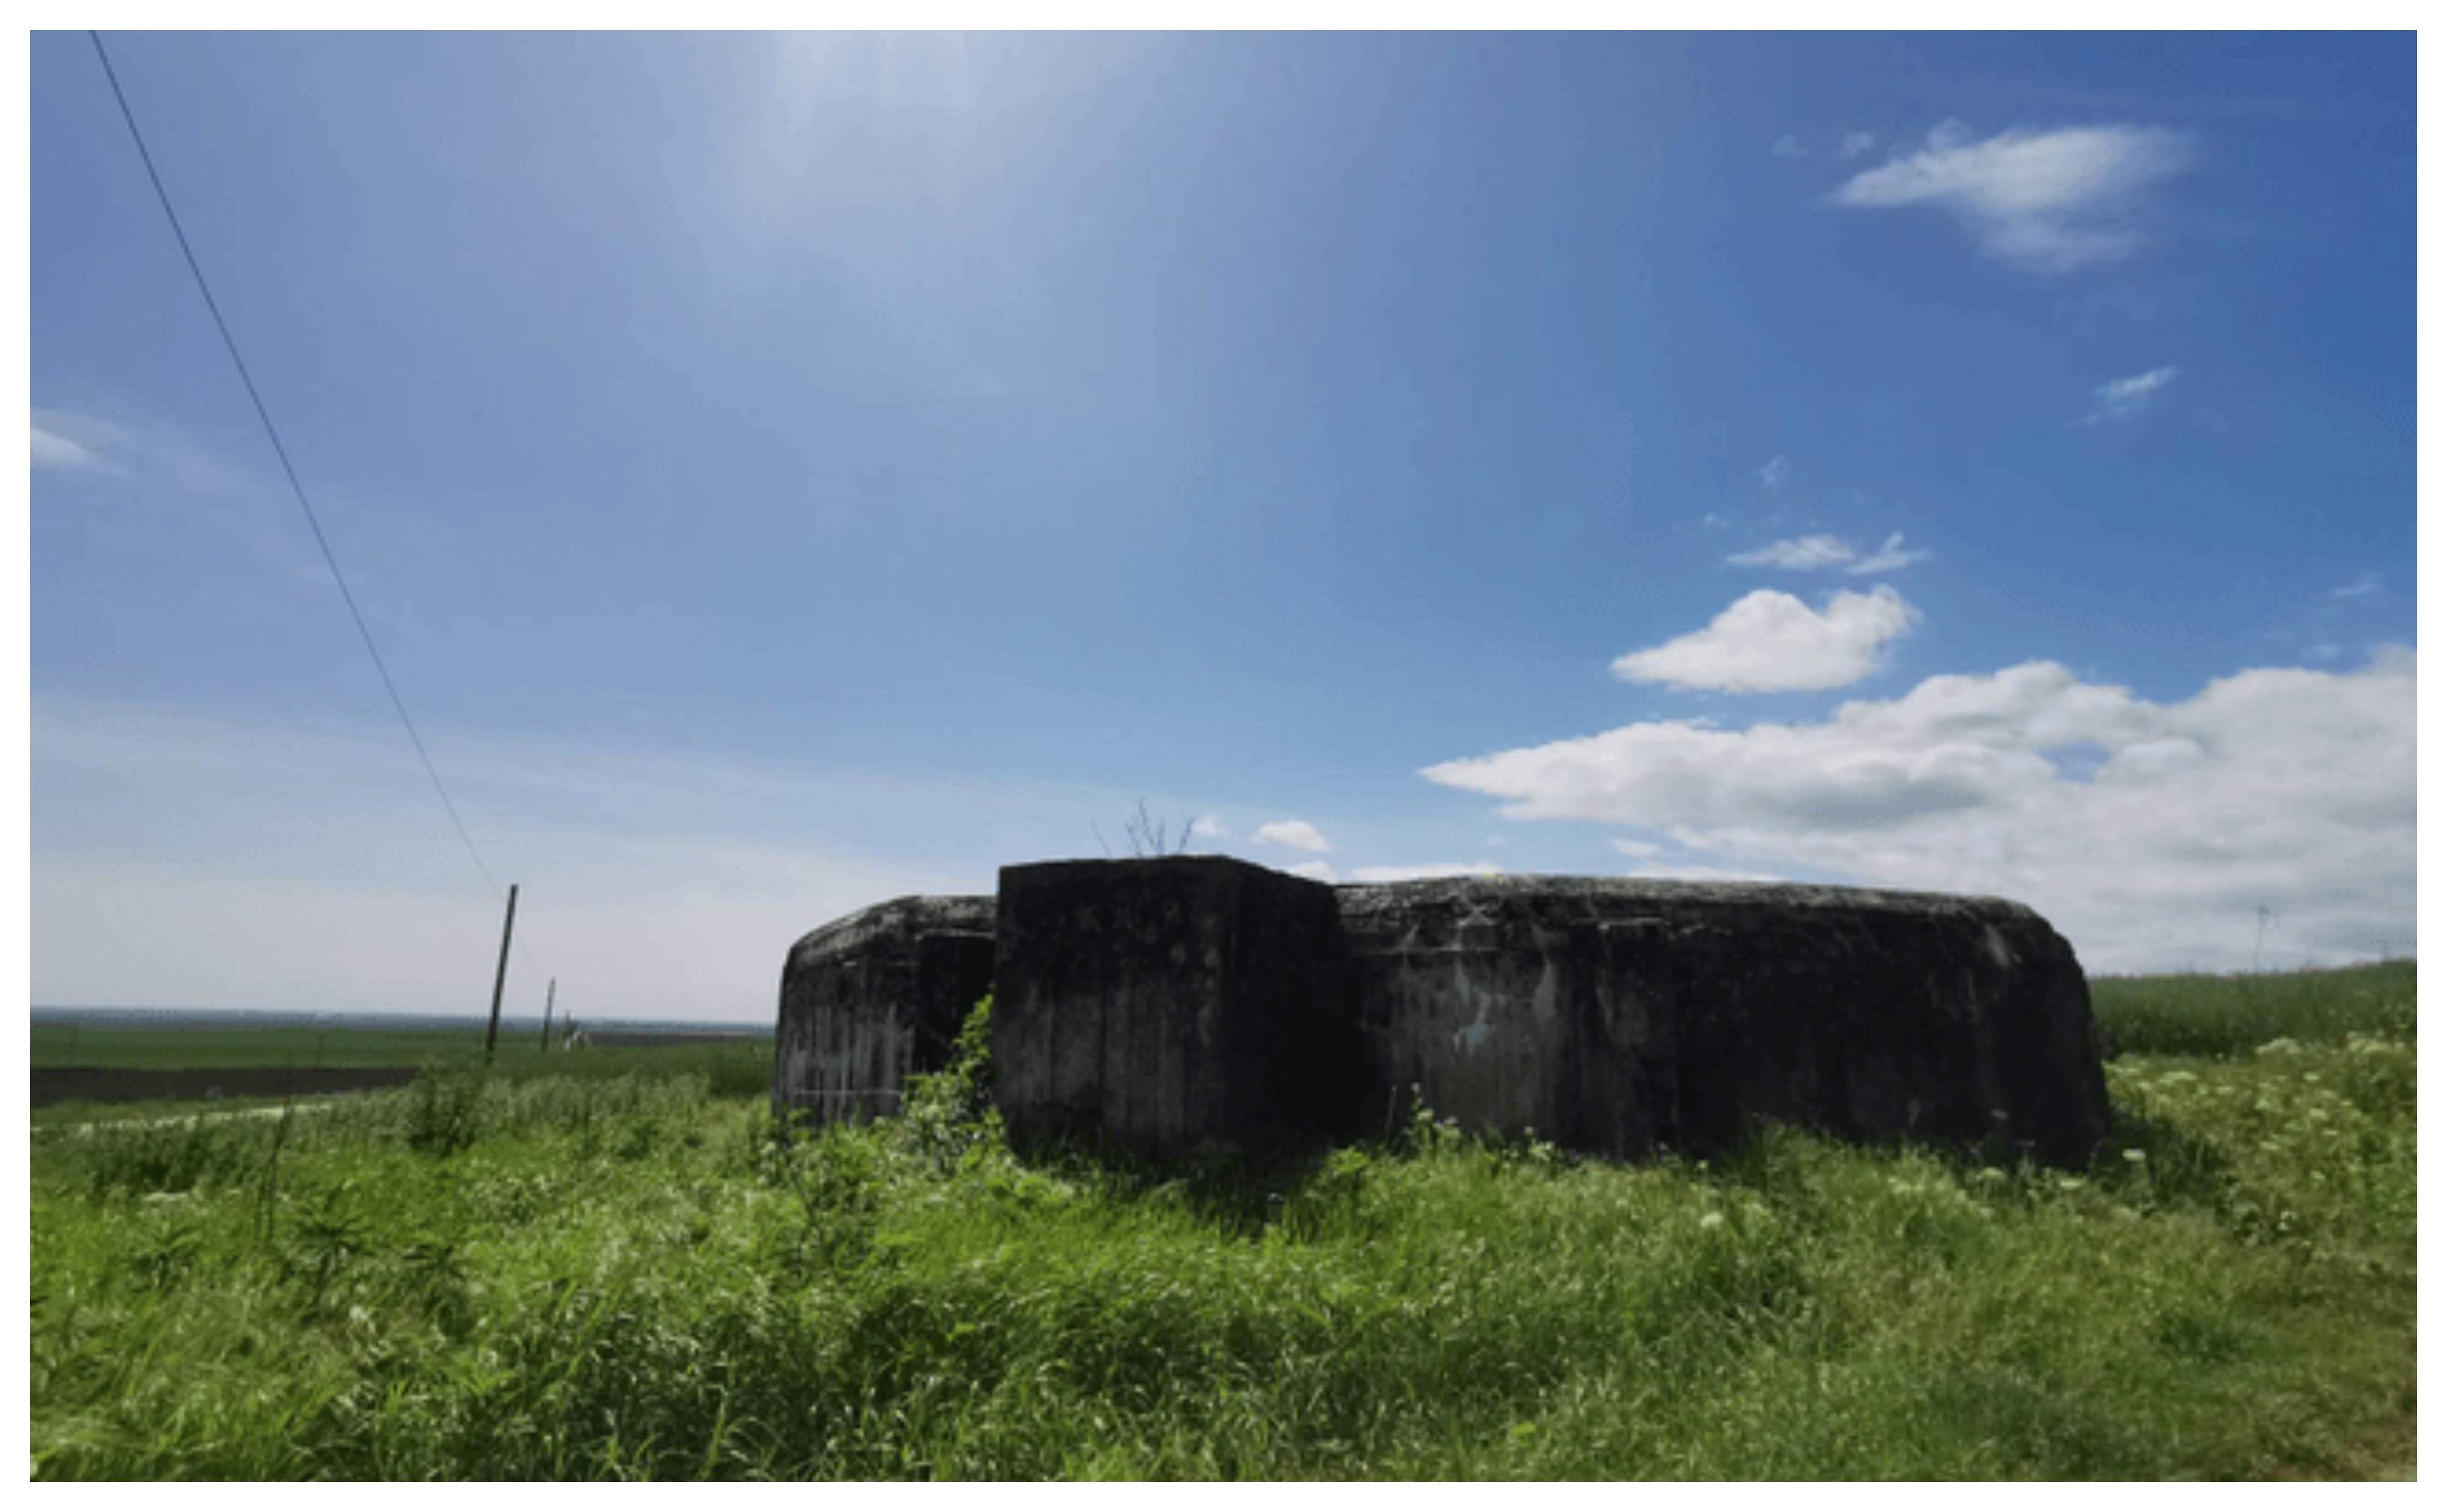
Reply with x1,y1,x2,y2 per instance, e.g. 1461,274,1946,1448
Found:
2089,1105,2236,1210
1011,1133,1345,1238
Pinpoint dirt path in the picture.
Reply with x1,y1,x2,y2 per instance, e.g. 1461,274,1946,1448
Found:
37,1098,356,1138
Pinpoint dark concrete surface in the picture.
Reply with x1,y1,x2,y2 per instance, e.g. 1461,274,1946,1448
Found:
1337,875,2110,1162
773,894,996,1124
991,858,1356,1157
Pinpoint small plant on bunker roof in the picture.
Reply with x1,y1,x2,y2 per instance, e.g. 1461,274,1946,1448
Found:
1095,798,1200,858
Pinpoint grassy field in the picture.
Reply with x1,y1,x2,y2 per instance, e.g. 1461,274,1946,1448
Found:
32,1022,520,1072
29,965,2416,1479
31,1022,771,1077
29,1023,772,1129
2089,959,2416,1058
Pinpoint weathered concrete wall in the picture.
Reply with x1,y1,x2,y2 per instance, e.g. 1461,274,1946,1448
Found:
1337,876,2110,1163
992,858,1356,1157
774,864,2110,1165
773,895,996,1124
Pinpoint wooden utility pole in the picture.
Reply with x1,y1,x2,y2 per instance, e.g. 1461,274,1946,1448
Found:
484,883,519,1058
539,977,557,1052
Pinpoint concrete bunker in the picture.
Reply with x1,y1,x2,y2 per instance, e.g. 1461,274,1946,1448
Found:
773,858,2111,1163
773,894,995,1124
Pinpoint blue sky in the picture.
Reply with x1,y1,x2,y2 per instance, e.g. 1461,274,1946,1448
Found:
30,31,2416,1018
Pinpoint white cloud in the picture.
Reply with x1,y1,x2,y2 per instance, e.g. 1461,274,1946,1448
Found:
1190,814,1232,840
32,421,114,473
26,406,341,594
1253,819,1332,853
31,407,243,489
1424,649,2414,973
1838,130,1878,160
1829,123,2192,273
1845,532,1934,574
1730,531,1932,575
1769,135,1809,160
1273,859,1508,885
2085,366,2180,424
1727,534,1855,570
1348,861,1505,884
1610,586,1919,693
1618,858,1793,884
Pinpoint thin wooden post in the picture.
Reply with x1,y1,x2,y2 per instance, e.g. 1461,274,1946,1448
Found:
539,977,557,1052
484,883,519,1058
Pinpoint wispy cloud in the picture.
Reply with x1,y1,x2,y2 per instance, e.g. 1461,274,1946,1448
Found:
1269,858,1505,885
31,406,249,492
1610,585,1920,693
1620,858,1793,883
1609,837,1787,882
31,418,119,474
1727,534,1852,571
27,405,333,591
1348,861,1505,884
1253,819,1331,853
1424,649,2414,973
1727,531,1931,576
1728,534,1853,571
1846,532,1934,574
2084,366,2180,424
1829,122,2192,273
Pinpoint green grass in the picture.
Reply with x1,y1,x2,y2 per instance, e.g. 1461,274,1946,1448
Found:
2090,958,2415,1058
30,966,2416,1480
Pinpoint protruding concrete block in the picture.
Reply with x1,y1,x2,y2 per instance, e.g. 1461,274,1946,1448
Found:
1337,876,2110,1163
992,857,1356,1157
773,895,996,1124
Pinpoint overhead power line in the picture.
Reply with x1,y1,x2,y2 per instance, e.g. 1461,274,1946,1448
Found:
88,31,505,902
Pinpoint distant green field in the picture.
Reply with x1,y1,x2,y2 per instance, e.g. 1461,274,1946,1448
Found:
32,1024,506,1073
30,1024,775,1117
2089,958,2416,1058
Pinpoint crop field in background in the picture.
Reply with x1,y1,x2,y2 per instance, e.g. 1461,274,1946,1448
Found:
29,1023,772,1128
29,964,2416,1479
2087,960,2415,1058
